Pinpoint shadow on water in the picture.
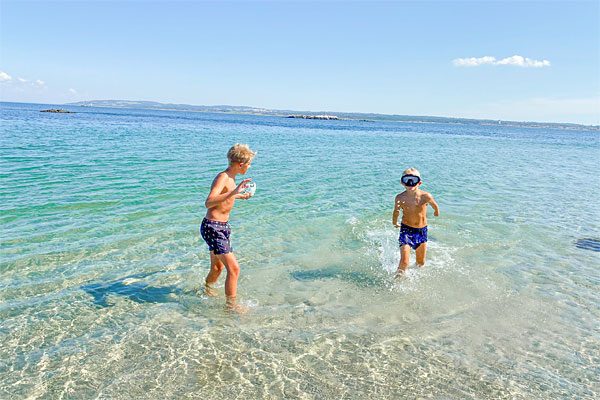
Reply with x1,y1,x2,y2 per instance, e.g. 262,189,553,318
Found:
575,238,600,252
290,266,386,288
82,271,184,307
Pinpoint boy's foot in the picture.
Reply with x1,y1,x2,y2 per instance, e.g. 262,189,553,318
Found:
204,283,218,296
225,297,248,314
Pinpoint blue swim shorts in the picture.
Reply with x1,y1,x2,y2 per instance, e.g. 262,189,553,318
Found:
201,218,232,255
399,224,428,250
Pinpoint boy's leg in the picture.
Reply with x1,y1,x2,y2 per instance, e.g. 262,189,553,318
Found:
416,242,427,267
214,252,241,298
398,245,411,274
205,251,224,295
215,252,247,313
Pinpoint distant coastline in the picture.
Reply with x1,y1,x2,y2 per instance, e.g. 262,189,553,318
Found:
56,100,596,131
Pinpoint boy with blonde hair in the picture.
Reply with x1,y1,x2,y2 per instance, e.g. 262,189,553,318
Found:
392,168,440,275
201,143,256,310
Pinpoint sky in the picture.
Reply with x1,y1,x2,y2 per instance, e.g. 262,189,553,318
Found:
1,0,598,124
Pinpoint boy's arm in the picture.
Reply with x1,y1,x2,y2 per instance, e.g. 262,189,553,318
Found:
204,175,251,209
428,194,440,216
392,195,401,227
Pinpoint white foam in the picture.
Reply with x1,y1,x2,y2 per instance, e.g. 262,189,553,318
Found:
359,221,462,291
345,216,359,225
122,278,140,285
240,298,259,308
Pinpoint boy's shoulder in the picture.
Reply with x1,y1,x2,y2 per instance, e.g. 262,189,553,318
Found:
395,191,408,204
212,171,232,185
419,190,434,200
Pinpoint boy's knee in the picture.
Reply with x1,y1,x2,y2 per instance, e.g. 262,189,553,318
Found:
211,263,224,272
226,262,240,276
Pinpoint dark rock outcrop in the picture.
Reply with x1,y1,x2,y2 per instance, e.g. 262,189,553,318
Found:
286,114,340,120
41,109,75,113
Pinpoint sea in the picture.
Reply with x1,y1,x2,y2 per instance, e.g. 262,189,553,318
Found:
1,101,598,399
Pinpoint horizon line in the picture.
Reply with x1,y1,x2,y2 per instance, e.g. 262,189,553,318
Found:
1,99,598,129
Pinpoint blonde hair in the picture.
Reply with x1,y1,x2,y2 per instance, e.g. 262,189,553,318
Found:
403,168,421,177
227,143,256,164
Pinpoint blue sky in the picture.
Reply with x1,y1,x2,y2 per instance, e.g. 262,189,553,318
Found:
1,1,598,124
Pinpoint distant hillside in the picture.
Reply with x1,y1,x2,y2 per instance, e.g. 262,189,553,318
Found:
67,100,285,115
66,100,599,131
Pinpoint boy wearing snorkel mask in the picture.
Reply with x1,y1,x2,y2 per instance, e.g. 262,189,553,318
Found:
392,168,440,275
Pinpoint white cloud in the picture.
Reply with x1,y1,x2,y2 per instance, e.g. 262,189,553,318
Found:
69,88,77,94
0,72,47,85
0,72,48,92
0,71,53,102
453,55,551,68
452,56,496,67
495,55,550,67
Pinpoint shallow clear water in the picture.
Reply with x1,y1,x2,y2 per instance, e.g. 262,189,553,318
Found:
1,102,599,399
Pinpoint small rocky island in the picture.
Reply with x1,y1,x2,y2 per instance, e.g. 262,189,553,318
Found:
41,109,75,113
286,114,340,120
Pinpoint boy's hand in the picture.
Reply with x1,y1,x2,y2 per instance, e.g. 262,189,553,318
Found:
434,211,440,217
394,223,400,228
233,178,253,200
235,192,253,200
234,178,252,194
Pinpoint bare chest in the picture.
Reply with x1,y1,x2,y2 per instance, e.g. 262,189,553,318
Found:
221,180,236,194
219,179,237,200
399,195,426,210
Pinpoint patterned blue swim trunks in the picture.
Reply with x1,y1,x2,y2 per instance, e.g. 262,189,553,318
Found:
399,223,428,250
201,218,232,255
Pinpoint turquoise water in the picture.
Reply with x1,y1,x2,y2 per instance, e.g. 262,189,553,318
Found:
1,101,599,398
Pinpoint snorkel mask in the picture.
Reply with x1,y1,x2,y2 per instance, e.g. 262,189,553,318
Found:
244,182,257,195
401,174,421,187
